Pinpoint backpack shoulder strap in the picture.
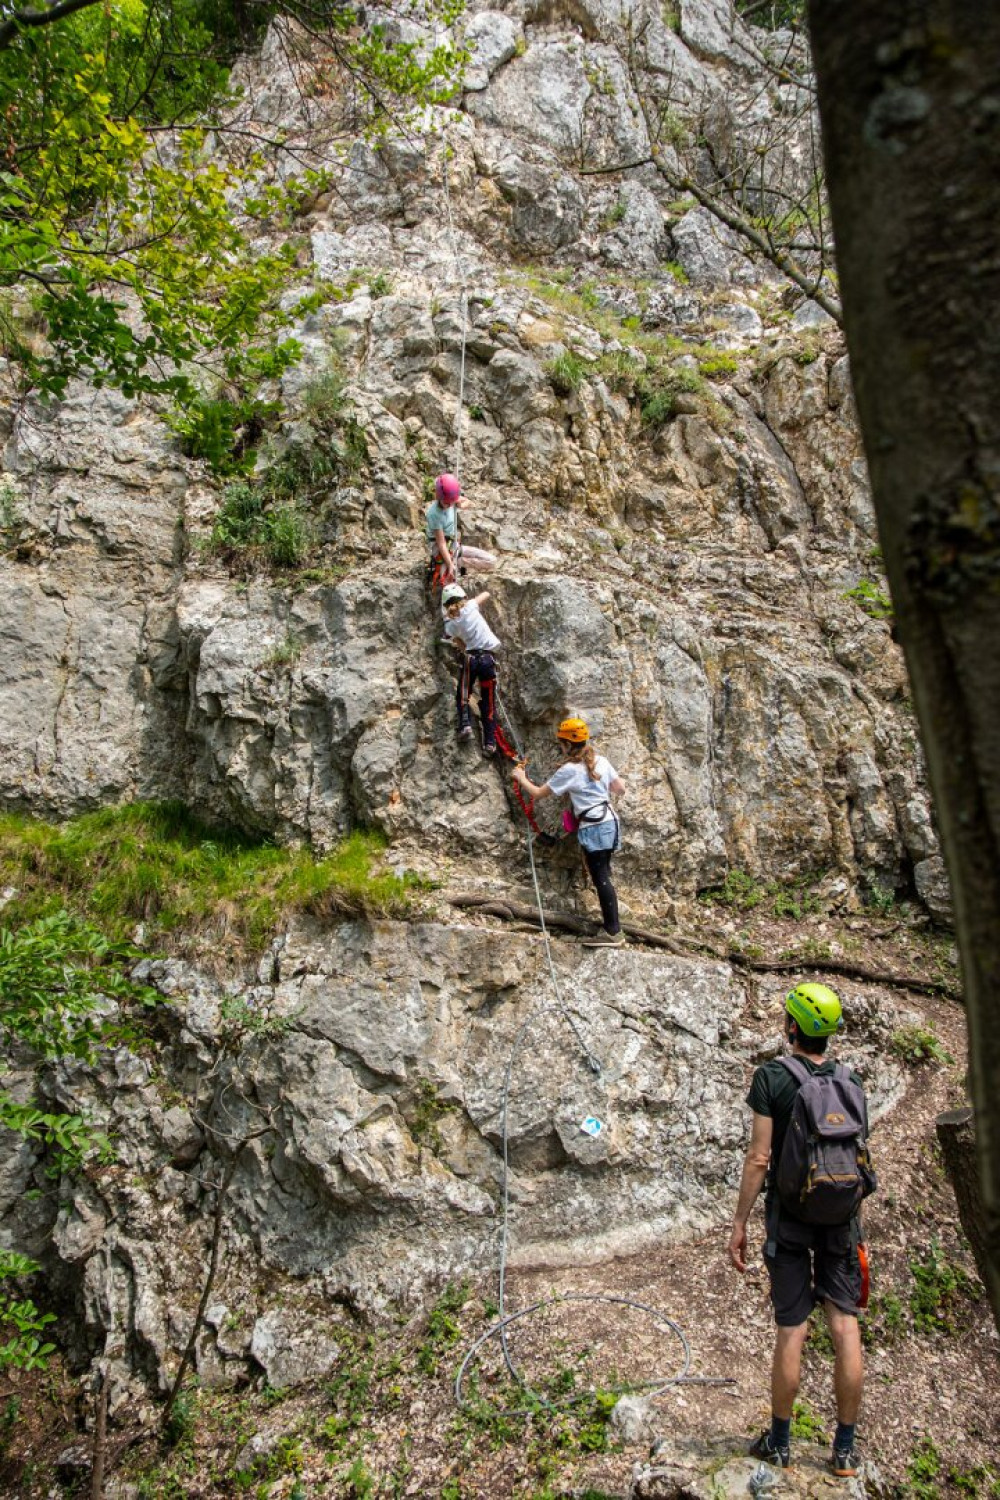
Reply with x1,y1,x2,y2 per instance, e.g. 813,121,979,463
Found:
777,1055,812,1088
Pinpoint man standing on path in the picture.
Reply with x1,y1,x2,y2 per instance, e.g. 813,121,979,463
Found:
729,982,872,1478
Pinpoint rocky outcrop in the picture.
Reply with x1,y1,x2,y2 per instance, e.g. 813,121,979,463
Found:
5,916,910,1392
0,0,946,1408
0,324,928,908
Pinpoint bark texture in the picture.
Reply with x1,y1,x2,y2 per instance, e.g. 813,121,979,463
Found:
808,0,1000,1324
935,1108,998,1333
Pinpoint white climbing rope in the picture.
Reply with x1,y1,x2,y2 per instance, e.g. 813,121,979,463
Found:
433,83,730,1425
456,692,733,1414
440,142,470,490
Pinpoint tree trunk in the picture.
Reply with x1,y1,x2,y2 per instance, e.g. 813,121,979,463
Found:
935,1109,998,1333
807,0,1000,1327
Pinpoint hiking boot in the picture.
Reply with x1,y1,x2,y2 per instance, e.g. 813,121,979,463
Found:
831,1443,861,1478
748,1431,791,1469
581,929,627,948
458,724,473,741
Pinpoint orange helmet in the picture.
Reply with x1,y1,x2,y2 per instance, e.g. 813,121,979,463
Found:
556,717,590,744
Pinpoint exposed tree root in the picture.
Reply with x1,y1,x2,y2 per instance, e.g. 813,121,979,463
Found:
448,895,959,997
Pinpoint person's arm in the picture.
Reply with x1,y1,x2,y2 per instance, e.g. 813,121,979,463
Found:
434,526,454,576
512,767,552,802
472,591,490,607
609,776,627,799
728,1111,773,1272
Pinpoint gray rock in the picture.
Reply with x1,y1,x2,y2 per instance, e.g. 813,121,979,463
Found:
712,301,763,341
792,298,836,330
680,0,755,67
610,1393,658,1445
914,855,953,923
249,1308,342,1389
462,11,519,91
493,153,586,254
670,207,746,286
159,1106,205,1166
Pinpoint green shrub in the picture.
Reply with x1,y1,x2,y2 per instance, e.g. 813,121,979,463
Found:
909,1241,976,1333
697,351,739,378
0,481,20,535
891,1024,953,1067
162,1386,198,1449
301,368,349,429
843,577,894,621
417,1282,469,1376
546,350,587,396
205,362,367,572
861,1288,906,1348
409,1080,455,1154
698,869,766,911
368,272,393,299
0,1251,56,1373
636,364,703,428
0,908,152,1170
906,1436,943,1499
170,396,273,476
789,1398,826,1443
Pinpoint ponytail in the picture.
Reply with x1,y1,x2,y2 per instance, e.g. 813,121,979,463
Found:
568,742,601,781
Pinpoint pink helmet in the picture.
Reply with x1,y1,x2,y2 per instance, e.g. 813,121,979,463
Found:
435,472,461,506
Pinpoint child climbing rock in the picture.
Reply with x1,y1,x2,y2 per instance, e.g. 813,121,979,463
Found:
442,583,500,756
512,718,627,947
426,473,496,590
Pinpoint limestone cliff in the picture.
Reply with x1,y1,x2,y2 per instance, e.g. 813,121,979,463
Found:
0,0,968,1468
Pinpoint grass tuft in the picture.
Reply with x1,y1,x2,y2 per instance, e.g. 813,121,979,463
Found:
0,804,426,955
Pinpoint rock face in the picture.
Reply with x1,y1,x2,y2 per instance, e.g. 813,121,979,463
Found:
0,0,935,912
4,918,907,1389
0,0,942,1398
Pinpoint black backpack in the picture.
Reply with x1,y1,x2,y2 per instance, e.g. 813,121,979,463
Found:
774,1056,877,1225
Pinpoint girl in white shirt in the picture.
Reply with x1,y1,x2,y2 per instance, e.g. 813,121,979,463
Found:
513,717,627,947
442,584,501,755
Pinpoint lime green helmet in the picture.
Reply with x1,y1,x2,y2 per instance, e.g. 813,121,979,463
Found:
785,982,843,1037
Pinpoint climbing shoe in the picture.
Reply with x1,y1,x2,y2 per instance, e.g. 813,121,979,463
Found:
831,1444,861,1478
748,1431,791,1468
581,930,627,948
458,725,474,741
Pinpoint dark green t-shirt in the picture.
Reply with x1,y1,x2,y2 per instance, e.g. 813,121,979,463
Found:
747,1055,868,1186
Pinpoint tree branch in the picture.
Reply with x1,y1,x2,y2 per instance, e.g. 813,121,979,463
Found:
0,0,104,50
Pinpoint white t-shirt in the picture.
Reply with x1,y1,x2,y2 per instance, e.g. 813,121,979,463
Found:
546,754,619,823
443,600,500,652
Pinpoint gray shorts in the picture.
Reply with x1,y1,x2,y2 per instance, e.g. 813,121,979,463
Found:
763,1215,861,1327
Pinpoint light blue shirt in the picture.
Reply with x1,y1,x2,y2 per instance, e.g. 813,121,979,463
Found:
425,501,457,547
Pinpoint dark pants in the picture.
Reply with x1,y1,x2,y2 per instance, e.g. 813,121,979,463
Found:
583,846,620,934
457,650,496,747
764,1204,862,1326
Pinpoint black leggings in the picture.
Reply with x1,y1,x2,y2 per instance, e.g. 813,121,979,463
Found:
583,847,620,934
456,651,496,744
